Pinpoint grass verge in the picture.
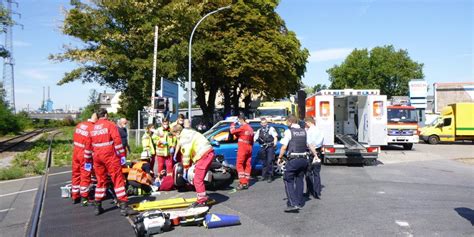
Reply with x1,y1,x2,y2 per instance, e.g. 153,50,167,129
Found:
0,127,75,181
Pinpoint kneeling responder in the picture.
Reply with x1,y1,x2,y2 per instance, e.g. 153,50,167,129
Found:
278,115,309,213
84,109,136,216
171,124,214,208
71,113,97,205
127,151,153,195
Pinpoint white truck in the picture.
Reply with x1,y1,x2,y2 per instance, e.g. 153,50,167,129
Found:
306,89,387,165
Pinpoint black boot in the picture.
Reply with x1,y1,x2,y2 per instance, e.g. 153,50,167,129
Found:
72,198,81,204
94,201,104,216
119,202,138,216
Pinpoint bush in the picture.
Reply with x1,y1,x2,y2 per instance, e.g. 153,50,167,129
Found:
0,167,25,180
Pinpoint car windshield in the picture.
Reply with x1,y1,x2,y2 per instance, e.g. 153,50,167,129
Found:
257,109,287,117
388,108,418,122
203,125,226,138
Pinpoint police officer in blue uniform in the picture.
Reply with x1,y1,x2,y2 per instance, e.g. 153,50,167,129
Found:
254,118,278,183
278,115,309,213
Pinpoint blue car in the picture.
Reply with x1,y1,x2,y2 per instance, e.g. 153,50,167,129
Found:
203,121,288,175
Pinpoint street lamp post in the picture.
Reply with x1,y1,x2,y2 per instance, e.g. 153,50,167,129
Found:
188,5,231,124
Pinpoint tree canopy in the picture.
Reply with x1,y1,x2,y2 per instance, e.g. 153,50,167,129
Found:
52,0,309,124
327,45,424,97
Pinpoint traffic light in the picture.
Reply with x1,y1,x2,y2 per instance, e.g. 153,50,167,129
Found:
155,97,166,112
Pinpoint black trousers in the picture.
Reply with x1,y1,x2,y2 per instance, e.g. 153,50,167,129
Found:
305,162,322,198
128,180,152,193
284,158,308,207
259,146,275,178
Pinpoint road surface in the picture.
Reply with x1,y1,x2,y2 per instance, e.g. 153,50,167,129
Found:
1,143,473,237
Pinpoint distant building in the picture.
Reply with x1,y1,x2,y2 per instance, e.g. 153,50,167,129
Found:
98,91,121,113
434,82,474,113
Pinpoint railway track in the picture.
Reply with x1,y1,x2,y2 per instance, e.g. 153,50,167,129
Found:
0,129,47,153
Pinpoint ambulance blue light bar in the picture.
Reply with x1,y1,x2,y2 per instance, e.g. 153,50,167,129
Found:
318,89,380,96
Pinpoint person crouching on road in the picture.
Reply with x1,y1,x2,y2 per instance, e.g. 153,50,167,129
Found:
142,124,156,173
84,109,136,216
127,151,153,195
71,113,97,206
278,115,309,213
230,114,254,190
171,124,215,208
304,116,324,199
254,118,278,183
154,119,176,176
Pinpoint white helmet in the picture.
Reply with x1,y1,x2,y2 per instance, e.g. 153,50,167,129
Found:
140,151,150,160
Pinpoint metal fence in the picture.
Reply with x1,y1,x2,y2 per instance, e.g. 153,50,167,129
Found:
128,129,146,148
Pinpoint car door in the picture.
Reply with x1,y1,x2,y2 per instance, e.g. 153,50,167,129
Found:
250,125,263,170
273,125,287,156
208,127,238,167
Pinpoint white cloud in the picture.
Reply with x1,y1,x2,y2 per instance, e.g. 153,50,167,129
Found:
13,40,32,47
309,48,353,63
20,69,50,80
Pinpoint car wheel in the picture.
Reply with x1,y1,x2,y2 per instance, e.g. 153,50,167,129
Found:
428,135,439,145
274,156,287,175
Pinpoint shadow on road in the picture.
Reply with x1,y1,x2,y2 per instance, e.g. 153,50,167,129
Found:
455,207,474,225
381,145,410,151
208,192,230,202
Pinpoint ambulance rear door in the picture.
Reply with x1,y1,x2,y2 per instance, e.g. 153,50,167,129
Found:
315,95,334,146
367,95,388,146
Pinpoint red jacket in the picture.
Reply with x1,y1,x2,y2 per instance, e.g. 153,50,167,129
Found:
84,118,125,159
73,121,94,161
230,123,254,145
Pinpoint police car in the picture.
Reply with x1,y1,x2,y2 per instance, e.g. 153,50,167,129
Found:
203,118,288,175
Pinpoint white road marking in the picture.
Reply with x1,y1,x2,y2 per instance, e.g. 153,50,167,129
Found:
395,220,410,227
0,170,71,184
0,208,14,213
0,175,41,184
0,188,38,198
377,191,386,194
396,220,414,236
49,170,72,176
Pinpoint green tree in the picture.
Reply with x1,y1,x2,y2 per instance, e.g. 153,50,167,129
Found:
313,84,327,92
51,0,308,124
178,100,198,109
0,83,20,134
79,89,100,121
327,45,424,97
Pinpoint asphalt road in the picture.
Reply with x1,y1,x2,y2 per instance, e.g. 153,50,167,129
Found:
0,175,40,237
1,143,473,237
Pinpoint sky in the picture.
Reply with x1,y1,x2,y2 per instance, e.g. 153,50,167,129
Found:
3,0,473,112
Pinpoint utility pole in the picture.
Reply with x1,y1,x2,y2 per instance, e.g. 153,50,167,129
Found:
2,0,21,112
150,26,158,115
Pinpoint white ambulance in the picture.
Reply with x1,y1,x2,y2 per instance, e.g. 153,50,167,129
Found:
306,89,387,165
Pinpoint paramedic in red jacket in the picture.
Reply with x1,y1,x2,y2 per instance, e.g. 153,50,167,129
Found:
84,109,134,216
71,113,97,205
230,114,254,190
